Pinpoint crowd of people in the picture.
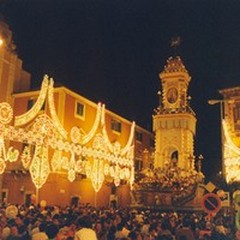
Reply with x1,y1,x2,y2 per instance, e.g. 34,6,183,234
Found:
0,202,239,240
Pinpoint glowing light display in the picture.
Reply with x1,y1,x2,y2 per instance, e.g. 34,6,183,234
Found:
0,102,19,174
0,75,135,192
29,145,50,189
222,120,240,183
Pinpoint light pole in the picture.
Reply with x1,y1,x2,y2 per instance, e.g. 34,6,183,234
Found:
198,154,203,172
208,99,234,179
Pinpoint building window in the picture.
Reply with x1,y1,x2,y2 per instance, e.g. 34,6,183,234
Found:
27,99,34,110
24,192,34,207
75,101,85,119
111,119,122,133
1,189,8,204
27,99,45,111
136,131,143,142
135,159,143,172
234,104,240,121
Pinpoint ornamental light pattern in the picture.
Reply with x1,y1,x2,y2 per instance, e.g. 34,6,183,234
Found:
0,75,135,192
222,120,240,183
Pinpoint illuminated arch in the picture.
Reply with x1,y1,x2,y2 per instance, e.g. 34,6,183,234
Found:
222,120,240,183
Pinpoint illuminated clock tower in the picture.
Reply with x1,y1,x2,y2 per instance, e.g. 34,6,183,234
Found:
153,56,197,170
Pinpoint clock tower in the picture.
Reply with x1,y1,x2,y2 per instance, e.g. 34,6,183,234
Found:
153,56,197,170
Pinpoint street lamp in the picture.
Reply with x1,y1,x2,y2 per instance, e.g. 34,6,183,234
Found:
208,99,234,179
0,37,10,65
0,35,4,49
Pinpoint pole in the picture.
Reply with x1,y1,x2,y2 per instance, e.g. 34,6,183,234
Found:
220,101,225,179
208,99,229,180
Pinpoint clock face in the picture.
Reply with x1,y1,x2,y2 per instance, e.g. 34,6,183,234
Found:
167,87,178,104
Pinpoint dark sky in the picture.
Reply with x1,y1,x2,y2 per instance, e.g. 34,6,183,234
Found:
1,0,240,180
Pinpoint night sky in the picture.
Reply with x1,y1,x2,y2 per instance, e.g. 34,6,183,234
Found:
1,0,240,180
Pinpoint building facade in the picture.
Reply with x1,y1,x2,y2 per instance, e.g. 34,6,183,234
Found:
0,21,154,208
219,87,240,183
153,56,196,171
0,21,31,103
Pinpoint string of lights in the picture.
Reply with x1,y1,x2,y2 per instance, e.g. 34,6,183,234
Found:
0,75,135,192
222,120,240,183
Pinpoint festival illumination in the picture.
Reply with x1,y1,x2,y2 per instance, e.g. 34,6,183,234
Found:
0,75,135,191
222,120,240,183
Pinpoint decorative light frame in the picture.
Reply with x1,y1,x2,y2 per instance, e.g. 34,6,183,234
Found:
222,120,240,183
0,75,135,191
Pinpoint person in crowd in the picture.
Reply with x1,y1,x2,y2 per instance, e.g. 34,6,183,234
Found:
158,218,174,239
107,224,117,240
197,220,211,239
175,216,195,240
6,224,19,240
32,222,48,240
2,218,16,240
0,203,238,240
17,224,30,240
236,229,240,240
45,223,59,240
74,215,97,240
115,220,130,239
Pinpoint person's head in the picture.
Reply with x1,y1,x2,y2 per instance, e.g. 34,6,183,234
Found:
23,217,30,227
182,216,191,228
178,236,187,240
15,215,23,226
76,216,92,229
45,223,59,239
95,221,102,232
236,230,240,240
10,225,19,236
107,225,116,236
117,222,124,231
39,221,47,232
149,224,157,236
161,219,171,231
202,234,211,240
129,230,143,240
103,218,111,229
18,224,29,238
7,218,16,227
156,235,173,240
